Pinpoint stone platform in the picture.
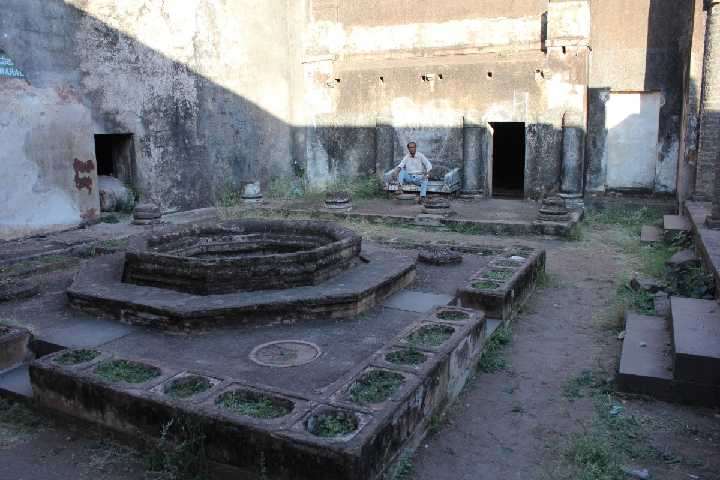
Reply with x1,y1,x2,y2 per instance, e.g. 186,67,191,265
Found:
68,248,415,332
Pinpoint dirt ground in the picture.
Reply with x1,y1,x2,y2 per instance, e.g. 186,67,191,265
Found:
1,217,719,480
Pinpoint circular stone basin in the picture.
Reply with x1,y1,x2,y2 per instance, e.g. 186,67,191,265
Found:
249,340,321,367
122,219,362,295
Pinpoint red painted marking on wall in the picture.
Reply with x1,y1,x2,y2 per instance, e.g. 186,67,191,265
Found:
73,158,95,194
54,84,84,105
81,208,98,220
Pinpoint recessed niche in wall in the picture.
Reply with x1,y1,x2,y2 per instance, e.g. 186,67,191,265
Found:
94,133,133,181
487,72,493,78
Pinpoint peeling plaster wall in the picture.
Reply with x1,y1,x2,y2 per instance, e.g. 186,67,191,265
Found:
0,78,98,240
302,0,589,200
586,0,695,195
1,0,301,225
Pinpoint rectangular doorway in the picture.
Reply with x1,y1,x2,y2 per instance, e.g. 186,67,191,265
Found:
95,134,133,181
490,122,525,199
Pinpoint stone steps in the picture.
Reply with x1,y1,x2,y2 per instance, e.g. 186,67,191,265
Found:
618,298,720,407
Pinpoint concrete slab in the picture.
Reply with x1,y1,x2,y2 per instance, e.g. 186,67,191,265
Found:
664,214,692,243
617,314,672,400
380,290,455,313
670,297,720,386
640,225,663,243
0,364,33,401
38,319,138,350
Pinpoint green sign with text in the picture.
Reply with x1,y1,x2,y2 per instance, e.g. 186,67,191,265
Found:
0,53,25,78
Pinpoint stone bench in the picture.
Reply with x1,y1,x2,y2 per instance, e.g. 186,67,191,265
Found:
383,167,461,195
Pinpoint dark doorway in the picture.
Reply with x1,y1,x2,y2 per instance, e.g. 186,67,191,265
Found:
95,134,133,181
490,122,525,199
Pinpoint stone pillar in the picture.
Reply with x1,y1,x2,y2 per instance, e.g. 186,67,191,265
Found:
375,107,394,179
696,0,720,199
461,109,486,198
559,108,585,208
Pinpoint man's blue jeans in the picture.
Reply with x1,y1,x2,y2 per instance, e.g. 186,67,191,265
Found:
397,170,429,197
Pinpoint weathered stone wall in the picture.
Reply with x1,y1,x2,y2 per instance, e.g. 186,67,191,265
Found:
301,0,589,200
586,0,695,195
0,77,98,240
1,0,302,228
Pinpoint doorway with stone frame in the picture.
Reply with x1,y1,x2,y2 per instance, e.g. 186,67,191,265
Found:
489,122,525,199
94,133,134,182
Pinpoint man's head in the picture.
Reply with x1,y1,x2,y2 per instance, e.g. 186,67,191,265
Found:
407,142,417,156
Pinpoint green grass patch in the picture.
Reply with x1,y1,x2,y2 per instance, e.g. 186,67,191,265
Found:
585,206,662,236
94,359,160,383
308,410,358,437
0,262,34,275
53,349,100,366
385,347,427,365
143,417,210,480
485,269,513,280
100,238,128,249
476,323,513,373
217,390,290,419
38,254,67,264
344,371,406,405
164,376,212,398
404,325,454,347
0,398,50,447
472,280,499,290
436,310,470,321
0,318,39,335
102,213,119,224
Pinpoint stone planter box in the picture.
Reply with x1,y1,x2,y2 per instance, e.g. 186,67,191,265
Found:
30,309,486,480
457,246,546,320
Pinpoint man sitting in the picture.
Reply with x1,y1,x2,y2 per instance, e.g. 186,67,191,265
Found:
392,142,432,204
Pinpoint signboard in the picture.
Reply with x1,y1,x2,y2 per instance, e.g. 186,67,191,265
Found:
0,53,25,78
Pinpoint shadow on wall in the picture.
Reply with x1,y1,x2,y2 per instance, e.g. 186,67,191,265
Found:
0,0,296,214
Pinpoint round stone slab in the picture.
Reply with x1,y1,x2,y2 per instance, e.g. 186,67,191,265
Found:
0,278,39,302
249,340,321,367
417,246,462,266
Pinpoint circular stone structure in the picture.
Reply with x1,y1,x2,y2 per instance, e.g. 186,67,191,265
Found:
123,219,362,295
249,340,322,367
417,246,462,266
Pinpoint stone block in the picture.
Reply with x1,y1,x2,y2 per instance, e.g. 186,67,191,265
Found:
0,323,34,372
640,225,663,243
666,250,701,269
670,297,720,386
630,277,661,294
618,315,673,400
663,215,692,243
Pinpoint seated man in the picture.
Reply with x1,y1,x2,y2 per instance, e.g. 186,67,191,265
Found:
392,142,432,203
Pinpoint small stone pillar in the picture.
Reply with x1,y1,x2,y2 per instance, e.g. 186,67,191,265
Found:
536,196,570,222
559,108,584,208
132,203,162,226
241,180,263,203
325,190,352,210
696,0,720,199
461,109,486,199
419,196,456,217
375,107,395,179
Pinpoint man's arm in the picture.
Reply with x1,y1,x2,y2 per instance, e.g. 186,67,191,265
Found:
421,154,432,180
392,156,408,180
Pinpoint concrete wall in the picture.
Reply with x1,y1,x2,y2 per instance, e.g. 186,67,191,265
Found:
586,0,695,195
1,0,303,240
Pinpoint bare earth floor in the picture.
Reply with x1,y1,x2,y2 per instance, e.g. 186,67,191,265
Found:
0,218,719,480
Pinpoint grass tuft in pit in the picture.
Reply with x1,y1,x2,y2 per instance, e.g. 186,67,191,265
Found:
436,310,470,321
308,410,358,438
472,280,499,290
405,325,455,347
385,347,427,365
54,349,101,366
164,376,212,398
485,269,513,280
94,359,160,383
0,327,8,337
217,390,290,419
344,371,406,405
